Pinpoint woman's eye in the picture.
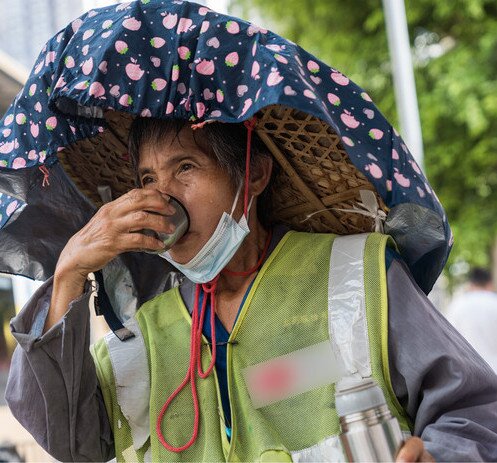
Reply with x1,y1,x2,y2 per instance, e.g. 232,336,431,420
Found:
141,176,154,186
178,163,194,173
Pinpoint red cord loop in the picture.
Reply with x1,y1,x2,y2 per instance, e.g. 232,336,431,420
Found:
39,165,50,187
222,229,272,277
156,276,219,452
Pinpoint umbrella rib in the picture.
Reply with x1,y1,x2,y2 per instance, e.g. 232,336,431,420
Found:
256,128,347,233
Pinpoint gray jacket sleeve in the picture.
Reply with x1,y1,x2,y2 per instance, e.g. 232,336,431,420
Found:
388,258,497,462
5,277,115,463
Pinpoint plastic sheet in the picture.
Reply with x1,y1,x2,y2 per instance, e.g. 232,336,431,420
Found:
105,317,150,451
385,203,449,294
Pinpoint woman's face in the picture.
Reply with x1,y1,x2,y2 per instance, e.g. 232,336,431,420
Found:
137,125,240,264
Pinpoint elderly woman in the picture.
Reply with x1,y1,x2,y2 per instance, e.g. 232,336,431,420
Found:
6,117,497,463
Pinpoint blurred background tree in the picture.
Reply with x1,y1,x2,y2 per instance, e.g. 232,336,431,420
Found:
231,0,497,278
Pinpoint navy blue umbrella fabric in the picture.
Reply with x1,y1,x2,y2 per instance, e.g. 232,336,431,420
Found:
0,0,452,295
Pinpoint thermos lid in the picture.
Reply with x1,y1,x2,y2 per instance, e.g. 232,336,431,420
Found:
335,378,387,416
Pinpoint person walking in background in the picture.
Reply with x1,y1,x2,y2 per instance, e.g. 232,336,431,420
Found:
447,268,497,373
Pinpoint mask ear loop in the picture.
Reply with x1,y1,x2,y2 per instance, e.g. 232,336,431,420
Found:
229,184,243,217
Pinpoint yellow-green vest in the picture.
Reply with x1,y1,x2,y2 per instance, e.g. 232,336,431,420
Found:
91,231,412,462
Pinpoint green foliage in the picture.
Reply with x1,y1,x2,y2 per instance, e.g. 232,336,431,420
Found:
231,0,497,273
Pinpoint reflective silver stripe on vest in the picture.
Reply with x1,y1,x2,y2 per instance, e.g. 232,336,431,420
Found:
328,233,372,381
291,234,372,462
105,317,150,451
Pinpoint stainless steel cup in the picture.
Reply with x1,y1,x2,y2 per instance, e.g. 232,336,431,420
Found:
335,378,404,462
140,195,189,253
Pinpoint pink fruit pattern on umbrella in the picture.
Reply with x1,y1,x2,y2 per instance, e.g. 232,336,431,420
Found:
151,78,167,91
274,54,288,64
82,57,94,75
196,59,215,75
123,17,141,31
162,13,178,29
171,64,179,81
45,117,57,131
30,122,40,138
307,60,319,74
177,18,193,33
365,163,383,179
327,93,340,106
150,37,166,48
82,29,94,40
394,171,411,188
3,115,13,126
65,56,76,68
267,68,283,86
16,114,27,125
89,82,105,98
369,129,384,140
6,200,18,216
178,46,191,60
119,94,133,107
115,40,128,54
98,61,108,73
126,59,145,80
331,71,349,86
226,21,240,34
225,52,239,67
341,110,360,129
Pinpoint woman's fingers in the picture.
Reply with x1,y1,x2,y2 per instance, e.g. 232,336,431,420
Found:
55,189,177,277
396,437,435,463
111,188,175,218
123,209,177,234
117,228,166,252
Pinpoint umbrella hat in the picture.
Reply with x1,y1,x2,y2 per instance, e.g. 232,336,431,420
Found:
0,0,452,296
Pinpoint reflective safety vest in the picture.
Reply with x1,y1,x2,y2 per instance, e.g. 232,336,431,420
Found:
91,231,412,462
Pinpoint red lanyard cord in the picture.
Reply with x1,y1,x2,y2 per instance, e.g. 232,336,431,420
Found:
222,229,273,277
156,277,220,452
156,229,272,452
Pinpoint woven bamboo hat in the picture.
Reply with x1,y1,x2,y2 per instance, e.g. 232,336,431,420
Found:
59,106,385,235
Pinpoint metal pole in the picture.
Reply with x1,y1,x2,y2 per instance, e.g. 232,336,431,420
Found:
382,0,424,167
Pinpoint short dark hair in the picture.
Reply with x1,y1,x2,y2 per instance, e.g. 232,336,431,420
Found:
468,267,492,286
128,117,276,227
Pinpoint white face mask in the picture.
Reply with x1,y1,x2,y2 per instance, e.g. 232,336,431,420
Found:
159,186,253,284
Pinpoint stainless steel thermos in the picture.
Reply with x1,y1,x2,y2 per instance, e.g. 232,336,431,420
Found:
335,378,404,462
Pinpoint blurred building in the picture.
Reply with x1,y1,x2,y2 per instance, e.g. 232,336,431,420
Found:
0,0,85,69
0,50,26,115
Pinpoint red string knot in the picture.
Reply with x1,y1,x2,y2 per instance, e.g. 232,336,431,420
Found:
39,165,50,187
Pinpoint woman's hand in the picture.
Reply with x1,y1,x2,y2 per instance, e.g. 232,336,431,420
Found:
396,437,435,462
44,188,175,332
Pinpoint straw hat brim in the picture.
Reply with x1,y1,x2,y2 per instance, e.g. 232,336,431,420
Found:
59,105,386,234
